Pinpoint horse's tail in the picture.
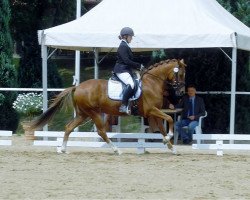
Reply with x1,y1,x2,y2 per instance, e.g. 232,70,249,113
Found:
27,86,76,131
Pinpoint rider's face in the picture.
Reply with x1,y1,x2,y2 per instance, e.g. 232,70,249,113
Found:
127,35,132,43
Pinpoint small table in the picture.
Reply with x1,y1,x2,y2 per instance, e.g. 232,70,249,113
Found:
161,108,183,123
161,108,183,145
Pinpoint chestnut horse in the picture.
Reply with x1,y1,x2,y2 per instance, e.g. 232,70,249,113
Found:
28,59,186,154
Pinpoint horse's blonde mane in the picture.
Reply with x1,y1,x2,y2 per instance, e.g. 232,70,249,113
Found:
148,59,178,71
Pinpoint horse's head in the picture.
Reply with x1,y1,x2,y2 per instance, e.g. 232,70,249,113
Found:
166,59,186,96
142,59,186,96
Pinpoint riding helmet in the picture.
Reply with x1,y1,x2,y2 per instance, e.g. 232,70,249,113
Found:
120,27,134,37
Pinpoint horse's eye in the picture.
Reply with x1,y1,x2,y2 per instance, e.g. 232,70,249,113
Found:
173,67,179,73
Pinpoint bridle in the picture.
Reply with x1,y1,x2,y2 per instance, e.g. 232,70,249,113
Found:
141,63,185,95
171,65,185,96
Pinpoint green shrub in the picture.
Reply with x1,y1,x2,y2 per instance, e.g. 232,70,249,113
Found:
0,0,19,132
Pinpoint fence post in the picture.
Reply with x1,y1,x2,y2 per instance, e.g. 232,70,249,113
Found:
216,140,223,156
56,137,63,153
137,138,145,154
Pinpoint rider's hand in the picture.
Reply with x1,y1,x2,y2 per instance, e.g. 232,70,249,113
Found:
169,104,175,110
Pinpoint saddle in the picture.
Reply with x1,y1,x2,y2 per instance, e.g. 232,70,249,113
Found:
107,72,142,101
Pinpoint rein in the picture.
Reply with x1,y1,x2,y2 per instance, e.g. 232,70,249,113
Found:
140,60,185,92
141,70,165,82
140,60,178,83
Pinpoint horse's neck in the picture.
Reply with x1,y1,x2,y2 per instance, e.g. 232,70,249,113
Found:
142,69,165,93
147,64,171,81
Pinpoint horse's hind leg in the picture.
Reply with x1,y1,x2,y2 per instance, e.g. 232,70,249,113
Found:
89,111,122,155
58,115,85,153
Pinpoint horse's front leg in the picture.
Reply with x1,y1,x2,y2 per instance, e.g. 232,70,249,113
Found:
99,128,122,155
154,117,170,139
107,139,122,155
155,116,174,148
151,112,174,142
148,108,175,153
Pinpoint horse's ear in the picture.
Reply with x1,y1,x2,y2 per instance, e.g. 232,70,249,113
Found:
179,59,187,67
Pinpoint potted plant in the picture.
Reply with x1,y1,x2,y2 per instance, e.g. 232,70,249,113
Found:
13,92,43,140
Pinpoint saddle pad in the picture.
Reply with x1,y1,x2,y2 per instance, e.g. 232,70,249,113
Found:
108,79,142,101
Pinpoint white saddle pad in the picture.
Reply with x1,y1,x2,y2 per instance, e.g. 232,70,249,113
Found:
108,79,142,101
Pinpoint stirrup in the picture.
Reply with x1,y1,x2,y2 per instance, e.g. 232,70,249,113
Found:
119,105,130,114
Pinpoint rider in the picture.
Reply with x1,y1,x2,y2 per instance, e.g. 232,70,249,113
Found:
113,27,142,114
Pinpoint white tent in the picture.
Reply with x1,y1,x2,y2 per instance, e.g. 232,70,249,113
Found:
40,0,250,51
40,0,250,134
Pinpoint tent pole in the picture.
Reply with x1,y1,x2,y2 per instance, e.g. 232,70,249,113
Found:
94,48,99,79
74,0,81,86
73,50,80,132
73,0,81,132
229,47,237,138
93,48,99,132
41,32,48,131
74,51,80,86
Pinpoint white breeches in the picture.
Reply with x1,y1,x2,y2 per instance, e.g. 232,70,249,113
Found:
116,72,134,89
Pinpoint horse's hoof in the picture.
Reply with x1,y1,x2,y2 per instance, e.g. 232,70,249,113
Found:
171,146,177,155
166,142,173,150
165,133,173,141
57,147,68,154
57,150,63,154
57,147,62,154
114,149,122,155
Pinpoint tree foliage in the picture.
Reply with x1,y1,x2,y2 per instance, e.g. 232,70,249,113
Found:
10,0,77,88
217,0,250,26
221,0,250,134
0,0,19,131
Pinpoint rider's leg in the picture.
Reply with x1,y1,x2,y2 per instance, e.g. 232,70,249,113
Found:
116,72,135,89
116,72,134,113
119,84,133,113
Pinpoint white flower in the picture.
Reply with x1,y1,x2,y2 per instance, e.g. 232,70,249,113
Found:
13,92,43,115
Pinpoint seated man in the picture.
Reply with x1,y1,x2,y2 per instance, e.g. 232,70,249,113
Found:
174,84,205,144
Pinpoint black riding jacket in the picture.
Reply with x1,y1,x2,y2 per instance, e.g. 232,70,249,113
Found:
113,40,140,74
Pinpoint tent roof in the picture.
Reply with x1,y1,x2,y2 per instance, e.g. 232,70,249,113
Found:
39,0,250,52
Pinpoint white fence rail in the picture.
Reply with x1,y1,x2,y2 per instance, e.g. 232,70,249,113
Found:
1,88,250,94
0,88,64,92
192,134,250,156
0,130,12,146
34,131,167,154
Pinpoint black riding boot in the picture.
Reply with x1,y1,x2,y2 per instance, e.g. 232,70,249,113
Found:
119,85,133,114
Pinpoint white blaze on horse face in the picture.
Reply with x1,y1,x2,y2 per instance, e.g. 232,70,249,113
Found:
173,67,179,73
171,66,179,84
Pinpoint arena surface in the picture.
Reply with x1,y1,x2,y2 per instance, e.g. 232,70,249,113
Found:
0,135,250,200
